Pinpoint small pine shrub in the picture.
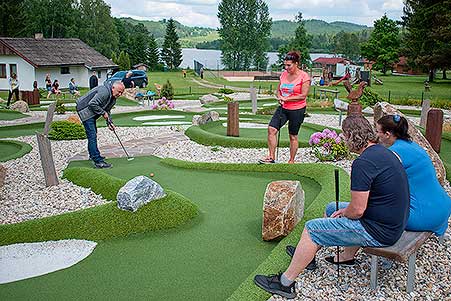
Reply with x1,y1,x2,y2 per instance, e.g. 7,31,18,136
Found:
218,88,234,94
55,98,66,114
161,80,174,100
48,120,86,140
360,88,387,108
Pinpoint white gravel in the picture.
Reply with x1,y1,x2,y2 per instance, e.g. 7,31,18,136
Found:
0,239,96,284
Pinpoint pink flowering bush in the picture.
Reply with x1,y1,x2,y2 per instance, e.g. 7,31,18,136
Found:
309,128,350,161
151,97,175,110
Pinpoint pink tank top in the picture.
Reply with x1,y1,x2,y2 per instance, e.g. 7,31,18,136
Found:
278,70,310,110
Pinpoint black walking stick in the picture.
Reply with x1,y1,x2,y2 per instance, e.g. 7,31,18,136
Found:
334,168,340,282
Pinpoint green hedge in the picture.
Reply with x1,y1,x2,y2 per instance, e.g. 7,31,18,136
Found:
0,140,32,162
0,167,198,246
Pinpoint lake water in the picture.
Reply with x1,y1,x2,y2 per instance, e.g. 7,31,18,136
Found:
181,48,334,70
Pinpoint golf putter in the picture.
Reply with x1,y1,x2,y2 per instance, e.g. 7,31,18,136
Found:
334,169,340,282
276,105,282,162
107,116,134,161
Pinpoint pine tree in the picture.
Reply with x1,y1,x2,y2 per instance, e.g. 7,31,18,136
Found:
118,51,130,70
111,51,118,64
0,0,26,37
277,13,311,67
161,19,182,69
146,34,160,70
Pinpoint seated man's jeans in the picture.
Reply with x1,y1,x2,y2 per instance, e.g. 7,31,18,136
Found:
305,201,386,248
82,117,102,163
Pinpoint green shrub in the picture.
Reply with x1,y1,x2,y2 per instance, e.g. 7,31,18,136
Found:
218,88,234,94
161,80,174,100
360,87,387,108
48,120,86,140
55,98,66,114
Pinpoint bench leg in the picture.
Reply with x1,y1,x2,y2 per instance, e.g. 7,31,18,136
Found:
407,251,416,293
338,111,343,126
370,255,378,290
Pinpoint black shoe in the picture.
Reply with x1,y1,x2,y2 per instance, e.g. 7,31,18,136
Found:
254,273,296,299
324,256,356,266
94,161,112,169
258,158,275,164
89,155,106,161
285,245,317,270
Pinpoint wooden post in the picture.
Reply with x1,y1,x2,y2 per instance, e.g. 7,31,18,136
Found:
44,102,56,136
36,132,59,186
227,101,239,137
425,109,443,154
419,99,430,128
250,86,257,114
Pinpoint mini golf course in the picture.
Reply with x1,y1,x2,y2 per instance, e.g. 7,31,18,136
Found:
0,109,28,121
0,140,32,162
0,156,350,300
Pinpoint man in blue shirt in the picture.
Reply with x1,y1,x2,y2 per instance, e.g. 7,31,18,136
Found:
254,115,410,299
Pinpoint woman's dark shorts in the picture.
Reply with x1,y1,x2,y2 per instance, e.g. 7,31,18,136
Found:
269,106,306,135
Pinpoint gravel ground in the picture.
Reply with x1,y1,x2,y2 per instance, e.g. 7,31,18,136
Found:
0,112,450,300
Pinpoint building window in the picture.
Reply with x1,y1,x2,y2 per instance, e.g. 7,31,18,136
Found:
0,64,6,78
61,67,70,74
9,64,17,76
98,71,101,78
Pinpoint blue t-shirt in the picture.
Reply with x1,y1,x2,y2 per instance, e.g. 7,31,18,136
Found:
351,144,410,245
390,139,451,235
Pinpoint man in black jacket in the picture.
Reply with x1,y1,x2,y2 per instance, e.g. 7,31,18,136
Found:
89,71,99,90
76,81,125,168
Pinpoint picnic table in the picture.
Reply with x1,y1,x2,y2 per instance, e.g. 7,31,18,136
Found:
319,88,339,101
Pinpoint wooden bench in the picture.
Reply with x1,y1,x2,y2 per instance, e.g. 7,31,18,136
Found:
363,231,432,293
319,88,339,101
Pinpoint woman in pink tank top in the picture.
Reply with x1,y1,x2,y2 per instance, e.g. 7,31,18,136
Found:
259,51,311,164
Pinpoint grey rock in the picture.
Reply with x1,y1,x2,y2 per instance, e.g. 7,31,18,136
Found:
362,106,374,115
10,100,29,113
117,176,165,212
192,111,219,126
199,94,219,104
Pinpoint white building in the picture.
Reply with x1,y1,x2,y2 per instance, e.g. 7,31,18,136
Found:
0,36,118,91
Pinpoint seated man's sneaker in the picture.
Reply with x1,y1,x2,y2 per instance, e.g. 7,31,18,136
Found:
94,161,112,169
285,245,317,270
254,273,296,299
324,256,356,266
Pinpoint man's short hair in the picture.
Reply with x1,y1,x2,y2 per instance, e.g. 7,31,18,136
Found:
342,115,377,152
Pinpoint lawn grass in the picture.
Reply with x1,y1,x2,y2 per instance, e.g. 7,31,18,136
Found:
0,156,339,300
0,140,32,162
148,70,218,96
0,109,28,121
0,122,45,138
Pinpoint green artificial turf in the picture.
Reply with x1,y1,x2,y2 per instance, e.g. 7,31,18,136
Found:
185,121,332,148
0,156,345,300
0,122,45,138
0,109,28,121
0,140,32,162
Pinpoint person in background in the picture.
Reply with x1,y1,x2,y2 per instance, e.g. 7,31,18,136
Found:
182,69,187,78
48,79,61,98
7,73,19,108
69,78,80,97
122,71,135,88
200,67,204,79
258,51,310,164
89,71,98,90
76,81,125,169
45,74,52,97
376,114,451,236
319,76,325,86
254,115,410,299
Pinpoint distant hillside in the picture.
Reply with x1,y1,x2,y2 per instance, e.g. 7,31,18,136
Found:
120,17,371,48
271,19,370,37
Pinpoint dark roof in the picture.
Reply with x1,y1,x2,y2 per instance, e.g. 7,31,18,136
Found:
313,57,348,65
0,38,118,69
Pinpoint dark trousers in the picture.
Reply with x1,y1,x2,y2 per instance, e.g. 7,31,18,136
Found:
82,117,102,163
7,88,19,106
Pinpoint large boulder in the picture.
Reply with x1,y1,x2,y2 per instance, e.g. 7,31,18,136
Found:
192,111,220,126
10,100,29,113
199,94,219,104
262,181,305,241
117,176,165,212
374,102,446,185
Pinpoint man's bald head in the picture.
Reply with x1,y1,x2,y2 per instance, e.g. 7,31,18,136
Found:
111,81,125,98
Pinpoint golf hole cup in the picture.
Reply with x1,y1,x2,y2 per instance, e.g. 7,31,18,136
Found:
150,173,154,177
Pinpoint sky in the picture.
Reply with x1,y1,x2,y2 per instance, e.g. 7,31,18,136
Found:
103,0,405,28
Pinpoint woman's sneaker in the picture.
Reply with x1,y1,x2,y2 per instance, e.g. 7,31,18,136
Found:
254,273,296,299
94,161,112,169
285,245,317,270
258,158,275,164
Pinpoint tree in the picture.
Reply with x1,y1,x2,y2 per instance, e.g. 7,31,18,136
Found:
118,50,130,70
332,31,360,61
277,13,311,67
161,18,182,69
111,51,118,64
218,0,272,70
146,34,160,70
0,0,26,37
361,14,400,75
77,0,119,58
401,0,451,81
128,23,151,66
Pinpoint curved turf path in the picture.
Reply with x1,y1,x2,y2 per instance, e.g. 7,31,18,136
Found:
0,156,320,300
